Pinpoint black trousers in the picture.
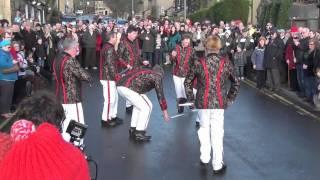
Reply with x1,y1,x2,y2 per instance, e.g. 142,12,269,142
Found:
256,70,266,89
84,48,96,68
0,80,15,114
266,68,280,90
289,69,299,91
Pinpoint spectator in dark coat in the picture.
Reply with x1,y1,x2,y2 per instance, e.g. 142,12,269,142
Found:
139,24,156,66
264,30,285,91
21,22,37,52
293,27,310,97
303,38,320,102
81,24,97,69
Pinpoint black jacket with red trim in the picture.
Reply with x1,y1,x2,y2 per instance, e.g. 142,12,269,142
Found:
53,52,91,104
172,45,197,77
100,42,121,81
184,53,240,109
116,68,168,111
117,36,143,69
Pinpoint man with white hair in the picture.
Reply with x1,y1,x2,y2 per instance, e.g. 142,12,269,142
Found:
53,38,92,141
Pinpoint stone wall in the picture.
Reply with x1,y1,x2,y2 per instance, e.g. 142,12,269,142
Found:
0,0,12,22
289,3,319,30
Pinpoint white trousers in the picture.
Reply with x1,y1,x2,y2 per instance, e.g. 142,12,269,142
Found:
117,86,152,131
197,109,224,170
62,103,85,142
173,75,186,99
100,80,118,121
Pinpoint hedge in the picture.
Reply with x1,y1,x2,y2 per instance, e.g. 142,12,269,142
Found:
189,0,250,24
257,0,292,29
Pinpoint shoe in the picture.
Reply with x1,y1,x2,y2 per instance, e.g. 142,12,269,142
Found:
213,164,227,175
134,130,151,142
111,117,123,125
129,127,136,139
200,161,209,167
195,121,200,128
92,66,98,70
126,106,133,113
101,120,117,127
177,98,185,114
84,67,89,70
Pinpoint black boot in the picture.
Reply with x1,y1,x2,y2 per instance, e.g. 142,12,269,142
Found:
134,130,151,142
126,106,133,113
101,119,117,128
129,127,136,139
111,117,123,125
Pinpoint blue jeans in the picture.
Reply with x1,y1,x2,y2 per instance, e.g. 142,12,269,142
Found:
296,64,305,96
38,58,45,68
304,76,316,100
143,52,154,66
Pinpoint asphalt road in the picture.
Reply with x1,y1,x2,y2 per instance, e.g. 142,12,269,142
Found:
80,68,320,180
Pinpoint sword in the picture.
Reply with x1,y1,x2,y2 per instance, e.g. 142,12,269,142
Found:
119,68,130,76
178,102,194,107
170,109,198,119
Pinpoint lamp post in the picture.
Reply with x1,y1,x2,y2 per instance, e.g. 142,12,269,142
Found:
317,3,320,30
183,0,187,20
132,0,135,17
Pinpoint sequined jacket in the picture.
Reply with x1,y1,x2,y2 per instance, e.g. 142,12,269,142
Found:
172,45,197,77
53,52,91,104
184,53,240,109
117,37,143,69
117,68,168,111
99,42,124,81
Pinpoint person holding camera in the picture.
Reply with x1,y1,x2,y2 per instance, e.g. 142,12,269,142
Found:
264,29,285,91
53,38,92,142
0,91,90,180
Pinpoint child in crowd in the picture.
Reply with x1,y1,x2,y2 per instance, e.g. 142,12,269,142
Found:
34,37,46,68
251,36,267,90
233,45,246,80
26,51,39,76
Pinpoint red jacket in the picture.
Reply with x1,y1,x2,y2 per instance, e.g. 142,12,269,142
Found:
285,42,296,70
96,33,103,52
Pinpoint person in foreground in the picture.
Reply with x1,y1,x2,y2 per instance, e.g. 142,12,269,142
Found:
0,91,90,180
184,35,240,174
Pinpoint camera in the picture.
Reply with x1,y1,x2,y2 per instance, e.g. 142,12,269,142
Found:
66,121,98,180
66,120,88,144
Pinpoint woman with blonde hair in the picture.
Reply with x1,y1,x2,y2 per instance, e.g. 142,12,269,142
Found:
184,36,240,174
